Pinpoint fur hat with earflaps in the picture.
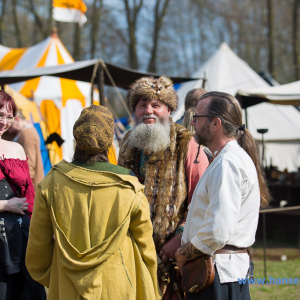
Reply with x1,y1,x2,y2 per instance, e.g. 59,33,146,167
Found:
127,76,178,113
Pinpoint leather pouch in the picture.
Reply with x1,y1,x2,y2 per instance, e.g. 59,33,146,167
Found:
181,255,215,293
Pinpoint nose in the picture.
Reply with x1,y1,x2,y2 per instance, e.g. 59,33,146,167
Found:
191,119,195,126
145,104,153,115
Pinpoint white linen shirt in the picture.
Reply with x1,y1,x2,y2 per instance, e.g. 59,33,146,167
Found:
182,140,260,283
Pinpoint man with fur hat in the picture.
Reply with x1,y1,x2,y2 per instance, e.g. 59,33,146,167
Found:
118,76,209,299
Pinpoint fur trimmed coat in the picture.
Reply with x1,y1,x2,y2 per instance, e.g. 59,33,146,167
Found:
118,121,192,251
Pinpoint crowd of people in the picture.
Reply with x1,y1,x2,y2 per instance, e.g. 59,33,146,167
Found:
0,75,270,300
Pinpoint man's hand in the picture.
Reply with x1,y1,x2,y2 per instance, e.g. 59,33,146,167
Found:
159,233,181,263
175,242,204,274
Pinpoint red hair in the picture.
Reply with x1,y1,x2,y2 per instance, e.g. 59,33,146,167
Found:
0,90,17,116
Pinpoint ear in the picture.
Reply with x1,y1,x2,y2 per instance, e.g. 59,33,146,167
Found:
212,117,222,132
167,106,171,117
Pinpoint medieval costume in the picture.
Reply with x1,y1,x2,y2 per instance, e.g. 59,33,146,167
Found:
118,76,209,299
0,158,46,300
26,106,160,300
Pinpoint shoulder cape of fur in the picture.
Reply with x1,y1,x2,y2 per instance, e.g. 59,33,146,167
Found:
118,121,192,251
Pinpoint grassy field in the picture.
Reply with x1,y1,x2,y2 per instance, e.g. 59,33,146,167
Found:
249,247,300,300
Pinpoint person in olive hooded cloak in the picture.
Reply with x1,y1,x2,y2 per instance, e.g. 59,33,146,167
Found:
26,105,161,300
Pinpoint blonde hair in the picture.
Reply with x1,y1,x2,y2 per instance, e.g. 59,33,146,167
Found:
182,108,195,134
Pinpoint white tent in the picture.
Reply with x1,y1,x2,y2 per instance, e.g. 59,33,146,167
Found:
174,42,300,172
244,103,300,171
172,42,270,121
237,80,300,106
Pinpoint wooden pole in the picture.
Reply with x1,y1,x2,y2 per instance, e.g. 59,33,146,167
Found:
90,84,94,106
263,213,267,280
261,131,267,281
202,72,207,89
98,64,105,106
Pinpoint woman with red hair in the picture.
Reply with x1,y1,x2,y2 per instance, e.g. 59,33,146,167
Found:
0,90,46,299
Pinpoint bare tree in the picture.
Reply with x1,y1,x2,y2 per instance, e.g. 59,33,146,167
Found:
267,0,274,77
12,0,22,47
123,0,144,69
293,0,300,80
47,0,54,37
28,0,49,38
73,23,82,61
147,0,171,72
0,0,7,44
90,0,103,58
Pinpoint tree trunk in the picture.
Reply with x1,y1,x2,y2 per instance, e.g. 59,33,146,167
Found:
73,23,82,61
147,0,171,73
47,0,54,37
90,0,103,58
123,0,144,69
12,0,22,47
28,0,48,38
267,0,274,77
293,0,300,80
0,0,7,44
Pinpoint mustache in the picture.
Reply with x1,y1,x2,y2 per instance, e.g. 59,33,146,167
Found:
142,114,158,120
136,114,159,125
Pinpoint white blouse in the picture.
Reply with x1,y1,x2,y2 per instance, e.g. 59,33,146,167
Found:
182,140,261,283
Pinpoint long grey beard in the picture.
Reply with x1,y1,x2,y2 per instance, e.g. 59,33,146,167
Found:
129,121,171,153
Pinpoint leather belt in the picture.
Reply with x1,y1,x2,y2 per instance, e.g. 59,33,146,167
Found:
215,245,248,255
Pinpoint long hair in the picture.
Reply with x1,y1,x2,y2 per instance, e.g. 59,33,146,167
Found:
200,91,271,208
182,108,195,134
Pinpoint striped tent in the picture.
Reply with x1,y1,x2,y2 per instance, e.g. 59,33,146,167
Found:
0,30,99,163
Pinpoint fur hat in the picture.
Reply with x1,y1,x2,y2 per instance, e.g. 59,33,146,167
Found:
127,76,178,112
73,105,114,154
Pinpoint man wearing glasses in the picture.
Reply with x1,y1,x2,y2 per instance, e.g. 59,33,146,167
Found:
176,91,271,300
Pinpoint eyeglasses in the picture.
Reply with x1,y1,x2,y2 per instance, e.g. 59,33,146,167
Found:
0,114,15,123
192,115,215,122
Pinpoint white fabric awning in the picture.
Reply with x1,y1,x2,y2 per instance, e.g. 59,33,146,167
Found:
237,80,300,106
243,102,300,142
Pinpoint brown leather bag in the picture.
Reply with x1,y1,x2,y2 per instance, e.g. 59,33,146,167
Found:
181,255,215,293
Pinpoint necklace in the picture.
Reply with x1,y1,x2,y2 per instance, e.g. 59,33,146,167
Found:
208,143,227,167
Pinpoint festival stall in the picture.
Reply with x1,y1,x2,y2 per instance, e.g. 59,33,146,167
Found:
237,80,300,107
0,30,98,163
173,42,300,172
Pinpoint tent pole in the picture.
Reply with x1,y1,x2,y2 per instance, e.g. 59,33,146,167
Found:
202,72,207,89
90,84,93,106
98,64,105,106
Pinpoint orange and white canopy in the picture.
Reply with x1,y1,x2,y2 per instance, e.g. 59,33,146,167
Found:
0,32,98,163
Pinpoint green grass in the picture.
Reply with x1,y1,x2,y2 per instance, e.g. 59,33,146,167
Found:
249,249,300,300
